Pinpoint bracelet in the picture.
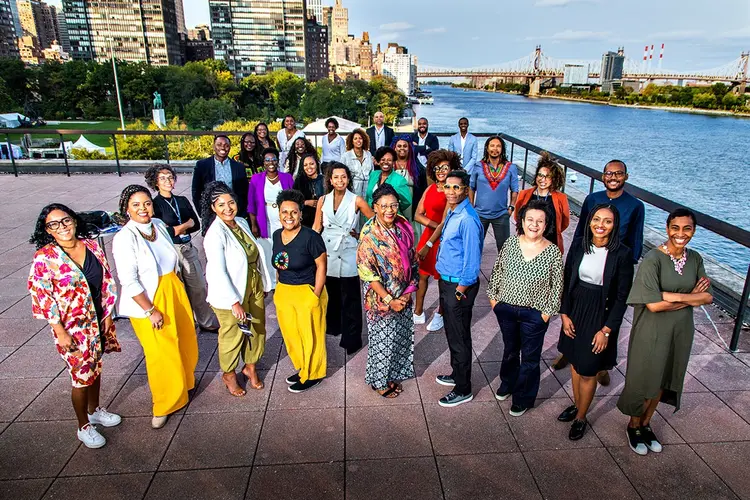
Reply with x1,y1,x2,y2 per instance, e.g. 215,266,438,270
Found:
601,330,610,338
144,306,155,317
382,294,393,305
425,241,433,248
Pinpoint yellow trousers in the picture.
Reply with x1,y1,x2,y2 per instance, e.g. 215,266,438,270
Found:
274,283,328,382
212,269,266,373
130,272,198,417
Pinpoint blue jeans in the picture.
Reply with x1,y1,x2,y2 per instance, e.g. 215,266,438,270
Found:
494,303,550,408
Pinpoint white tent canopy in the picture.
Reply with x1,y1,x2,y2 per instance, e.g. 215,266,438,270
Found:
302,116,362,134
71,135,106,154
0,113,29,128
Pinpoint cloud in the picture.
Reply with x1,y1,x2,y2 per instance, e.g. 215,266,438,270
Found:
715,26,750,40
535,0,595,6
471,36,480,41
378,32,401,42
526,29,610,42
423,27,446,34
646,30,704,41
379,22,414,31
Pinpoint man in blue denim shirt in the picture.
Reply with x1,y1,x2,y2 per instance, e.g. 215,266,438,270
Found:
434,169,484,407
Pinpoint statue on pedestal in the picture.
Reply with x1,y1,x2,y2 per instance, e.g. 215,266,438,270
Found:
153,91,163,110
152,91,166,128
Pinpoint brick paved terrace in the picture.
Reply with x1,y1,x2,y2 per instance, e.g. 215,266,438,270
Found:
1,174,749,500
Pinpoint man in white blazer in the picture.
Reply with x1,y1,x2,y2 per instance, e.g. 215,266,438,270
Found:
447,117,479,173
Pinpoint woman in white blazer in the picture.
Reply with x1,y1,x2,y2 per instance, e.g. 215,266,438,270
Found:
201,181,272,397
111,185,199,429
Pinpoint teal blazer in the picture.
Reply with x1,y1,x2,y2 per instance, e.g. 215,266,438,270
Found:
365,170,412,214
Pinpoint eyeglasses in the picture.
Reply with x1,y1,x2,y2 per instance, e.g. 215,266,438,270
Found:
536,173,552,180
444,184,465,191
377,203,399,211
435,165,451,173
157,175,175,182
46,217,74,230
604,171,626,179
264,157,279,163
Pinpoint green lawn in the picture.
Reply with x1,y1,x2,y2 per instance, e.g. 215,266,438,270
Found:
6,120,136,148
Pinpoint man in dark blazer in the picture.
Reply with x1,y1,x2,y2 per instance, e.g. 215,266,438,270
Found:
192,135,249,218
411,117,440,170
366,111,394,156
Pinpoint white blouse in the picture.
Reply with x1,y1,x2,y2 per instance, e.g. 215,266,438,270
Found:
341,149,373,198
132,221,177,277
579,245,608,286
321,134,346,163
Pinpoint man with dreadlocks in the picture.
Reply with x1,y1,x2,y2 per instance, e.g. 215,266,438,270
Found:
391,134,427,241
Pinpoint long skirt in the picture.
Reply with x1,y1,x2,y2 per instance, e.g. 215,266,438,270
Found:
326,276,363,355
130,272,198,417
365,304,415,391
557,281,617,377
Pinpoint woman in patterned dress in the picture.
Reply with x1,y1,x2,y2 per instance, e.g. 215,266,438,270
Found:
28,204,122,448
357,184,420,398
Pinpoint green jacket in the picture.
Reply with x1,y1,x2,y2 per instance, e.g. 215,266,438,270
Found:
366,170,412,214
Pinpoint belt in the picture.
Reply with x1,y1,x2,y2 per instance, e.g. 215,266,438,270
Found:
439,274,461,283
265,202,278,208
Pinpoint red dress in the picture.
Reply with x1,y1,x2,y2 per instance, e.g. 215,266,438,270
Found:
416,184,447,279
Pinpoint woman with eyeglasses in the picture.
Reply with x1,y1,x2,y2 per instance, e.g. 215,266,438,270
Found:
357,184,419,398
234,132,263,176
514,152,570,252
293,153,325,228
145,164,219,333
112,185,199,429
365,146,411,215
28,204,122,448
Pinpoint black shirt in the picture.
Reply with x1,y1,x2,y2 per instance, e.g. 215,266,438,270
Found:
152,193,200,244
272,226,326,286
293,175,325,228
82,248,104,322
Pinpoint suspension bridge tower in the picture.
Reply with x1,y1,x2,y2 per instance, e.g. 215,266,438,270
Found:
738,51,749,95
529,45,543,96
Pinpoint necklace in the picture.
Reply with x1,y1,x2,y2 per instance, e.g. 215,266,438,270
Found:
661,242,687,275
482,160,511,190
266,173,279,182
138,225,157,242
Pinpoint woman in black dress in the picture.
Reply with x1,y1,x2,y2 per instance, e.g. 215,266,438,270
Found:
556,204,634,440
293,153,325,228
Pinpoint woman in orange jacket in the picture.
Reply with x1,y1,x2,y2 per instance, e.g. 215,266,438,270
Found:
515,152,570,252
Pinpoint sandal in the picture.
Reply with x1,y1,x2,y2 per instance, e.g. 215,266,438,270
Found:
242,367,264,390
388,381,404,394
373,385,400,399
222,373,247,397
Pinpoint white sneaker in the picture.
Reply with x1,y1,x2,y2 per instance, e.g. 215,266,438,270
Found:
77,423,106,449
413,312,426,325
426,312,444,332
151,415,168,429
88,407,122,427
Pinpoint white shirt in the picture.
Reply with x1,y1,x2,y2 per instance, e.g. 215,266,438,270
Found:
264,178,284,237
460,135,466,155
579,245,609,286
321,134,346,163
321,190,359,278
277,129,305,169
341,149,374,199
374,126,386,149
417,134,427,166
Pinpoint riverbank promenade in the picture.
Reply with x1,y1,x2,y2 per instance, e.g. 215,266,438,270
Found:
1,174,750,500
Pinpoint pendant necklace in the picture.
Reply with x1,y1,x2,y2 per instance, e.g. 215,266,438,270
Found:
661,242,686,275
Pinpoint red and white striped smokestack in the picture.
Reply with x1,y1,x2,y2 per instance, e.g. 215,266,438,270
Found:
648,44,654,72
642,45,648,72
658,43,664,71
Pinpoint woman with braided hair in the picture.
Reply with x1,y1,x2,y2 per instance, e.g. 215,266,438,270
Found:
111,184,198,429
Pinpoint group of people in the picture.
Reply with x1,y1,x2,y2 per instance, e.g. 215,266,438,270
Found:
28,113,713,459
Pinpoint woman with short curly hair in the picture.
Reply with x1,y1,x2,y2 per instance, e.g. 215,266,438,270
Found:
341,128,373,199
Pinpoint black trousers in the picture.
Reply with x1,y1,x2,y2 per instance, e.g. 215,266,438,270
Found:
325,276,363,354
439,279,479,395
479,214,510,252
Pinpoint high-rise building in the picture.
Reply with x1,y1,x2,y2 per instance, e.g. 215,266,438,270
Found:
331,0,347,42
188,23,211,41
210,0,307,80
600,48,625,93
358,31,373,80
0,0,18,58
185,24,213,62
64,0,184,66
305,0,321,21
381,44,416,95
56,10,70,53
18,34,43,64
321,5,332,38
304,15,327,82
17,0,58,49
175,0,186,34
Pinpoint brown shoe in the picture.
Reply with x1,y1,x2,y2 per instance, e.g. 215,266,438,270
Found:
597,370,611,386
551,354,569,370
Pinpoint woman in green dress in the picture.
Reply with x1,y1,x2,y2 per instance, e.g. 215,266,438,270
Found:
365,146,411,215
617,208,712,456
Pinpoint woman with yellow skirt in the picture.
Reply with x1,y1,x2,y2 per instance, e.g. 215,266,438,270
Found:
112,185,199,429
201,181,273,396
272,189,328,393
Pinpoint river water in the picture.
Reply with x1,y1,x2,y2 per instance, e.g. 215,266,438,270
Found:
416,84,750,273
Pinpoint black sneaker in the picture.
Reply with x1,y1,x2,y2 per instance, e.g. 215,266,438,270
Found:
438,391,473,407
285,373,300,385
569,419,588,440
626,426,649,456
435,375,455,386
640,425,663,453
557,404,578,422
288,378,322,393
509,404,527,417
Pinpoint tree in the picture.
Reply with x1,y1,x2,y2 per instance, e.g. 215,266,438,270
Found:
711,83,728,101
184,97,236,129
722,92,738,109
692,92,717,109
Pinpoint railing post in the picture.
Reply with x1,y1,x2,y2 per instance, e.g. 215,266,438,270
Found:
60,134,70,177
561,165,568,193
510,142,514,163
522,149,529,189
589,176,596,194
730,264,750,352
111,133,121,177
163,135,170,164
5,133,17,177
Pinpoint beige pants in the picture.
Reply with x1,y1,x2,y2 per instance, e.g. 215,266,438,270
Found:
176,242,219,330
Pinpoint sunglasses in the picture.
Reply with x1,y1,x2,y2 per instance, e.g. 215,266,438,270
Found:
444,184,465,191
435,165,451,173
264,157,279,163
46,217,74,231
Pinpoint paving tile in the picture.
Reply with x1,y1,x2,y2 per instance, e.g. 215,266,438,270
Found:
255,408,344,465
248,462,344,500
60,416,181,476
691,331,729,355
505,397,604,451
525,448,639,500
184,370,270,414
177,336,220,374
346,457,441,500
0,343,65,379
345,361,421,407
659,391,750,443
587,395,684,447
609,444,738,500
1,296,44,320
0,347,14,363
147,467,250,500
267,359,344,410
415,362,495,403
688,354,750,391
108,374,162,417
716,391,750,423
437,452,540,500
412,331,459,367
482,360,569,401
615,356,708,393
693,442,750,500
160,412,263,470
43,473,151,500
346,405,432,460
0,318,45,347
424,401,517,455
0,478,53,499
100,341,144,375
0,377,51,421
0,421,80,479
554,358,627,397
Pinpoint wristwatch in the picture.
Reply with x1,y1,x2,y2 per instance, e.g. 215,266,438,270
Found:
455,289,466,301
508,206,515,213
425,241,434,248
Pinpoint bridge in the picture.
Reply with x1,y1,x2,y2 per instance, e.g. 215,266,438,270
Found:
417,46,750,94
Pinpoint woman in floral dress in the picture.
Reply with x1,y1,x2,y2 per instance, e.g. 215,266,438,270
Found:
28,204,122,449
357,184,419,398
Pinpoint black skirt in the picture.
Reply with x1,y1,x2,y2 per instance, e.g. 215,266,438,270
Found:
557,281,617,377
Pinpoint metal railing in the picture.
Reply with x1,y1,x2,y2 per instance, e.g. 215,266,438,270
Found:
1,127,748,349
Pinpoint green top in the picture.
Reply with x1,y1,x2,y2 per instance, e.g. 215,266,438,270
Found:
366,170,412,215
229,224,259,265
